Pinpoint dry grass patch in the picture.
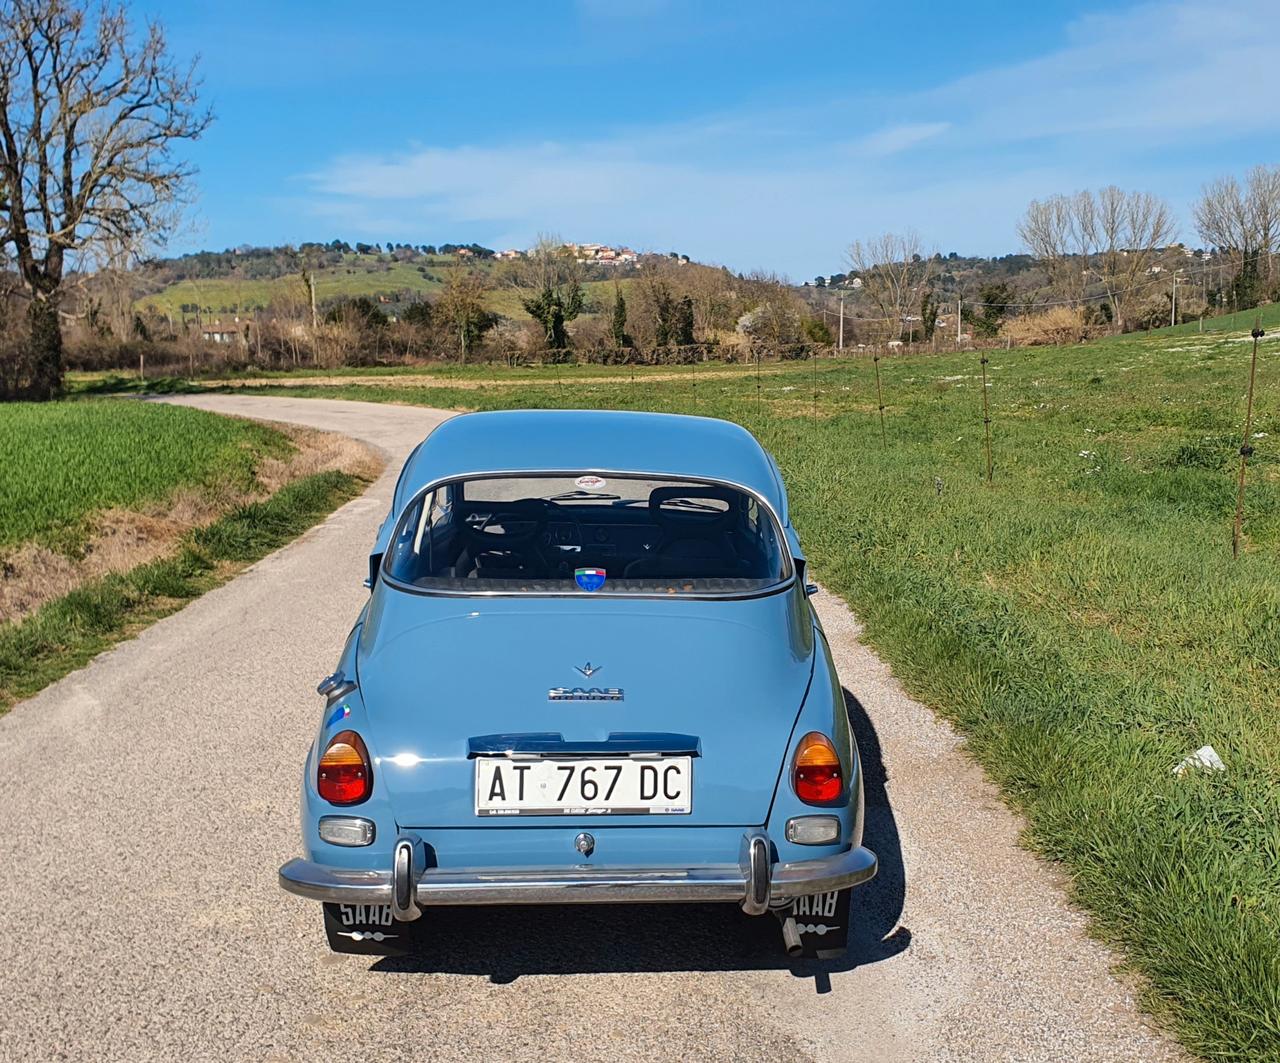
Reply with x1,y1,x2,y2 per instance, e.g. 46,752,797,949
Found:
0,422,381,624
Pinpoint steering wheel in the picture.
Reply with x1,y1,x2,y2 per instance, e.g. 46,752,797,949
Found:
462,499,548,551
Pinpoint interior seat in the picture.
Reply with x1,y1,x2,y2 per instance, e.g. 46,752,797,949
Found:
623,486,751,579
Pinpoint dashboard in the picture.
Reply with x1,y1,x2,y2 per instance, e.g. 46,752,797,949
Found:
542,520,656,562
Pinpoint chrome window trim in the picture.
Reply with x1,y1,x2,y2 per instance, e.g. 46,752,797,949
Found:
380,468,796,602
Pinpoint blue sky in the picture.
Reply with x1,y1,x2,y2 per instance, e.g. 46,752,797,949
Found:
144,0,1279,279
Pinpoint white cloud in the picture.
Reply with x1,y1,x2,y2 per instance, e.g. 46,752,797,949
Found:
298,0,1280,275
852,122,951,158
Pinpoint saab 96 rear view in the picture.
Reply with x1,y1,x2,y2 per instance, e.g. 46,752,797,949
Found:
278,409,877,958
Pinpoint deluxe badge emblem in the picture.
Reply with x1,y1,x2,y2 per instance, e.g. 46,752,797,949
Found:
548,686,624,701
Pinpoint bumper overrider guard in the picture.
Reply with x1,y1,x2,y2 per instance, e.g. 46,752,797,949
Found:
278,830,878,916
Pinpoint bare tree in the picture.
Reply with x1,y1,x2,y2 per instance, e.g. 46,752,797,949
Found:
1194,167,1280,305
1246,164,1280,281
1089,186,1176,332
437,269,490,362
1194,174,1255,274
0,0,210,400
1017,192,1095,306
1020,187,1174,331
846,232,935,342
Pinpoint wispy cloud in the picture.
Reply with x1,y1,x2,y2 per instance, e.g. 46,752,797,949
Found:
299,0,1280,275
852,122,951,158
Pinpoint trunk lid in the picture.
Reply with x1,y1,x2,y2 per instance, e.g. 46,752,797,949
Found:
357,588,814,827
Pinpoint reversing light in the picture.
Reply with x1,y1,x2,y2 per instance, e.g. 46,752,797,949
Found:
318,815,376,847
792,731,843,805
785,815,841,845
318,730,372,805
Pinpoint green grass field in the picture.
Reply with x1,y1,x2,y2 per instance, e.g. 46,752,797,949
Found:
0,401,289,550
1151,300,1280,338
125,325,1280,1059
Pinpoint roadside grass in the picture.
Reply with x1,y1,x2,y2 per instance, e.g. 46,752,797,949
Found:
0,400,289,550
0,470,363,709
122,328,1280,1059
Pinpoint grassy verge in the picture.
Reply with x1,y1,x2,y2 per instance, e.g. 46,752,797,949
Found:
111,326,1280,1059
0,399,289,550
0,470,363,709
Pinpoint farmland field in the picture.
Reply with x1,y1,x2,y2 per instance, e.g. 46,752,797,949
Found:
1153,300,1280,338
0,400,288,550
118,323,1280,1059
135,254,627,322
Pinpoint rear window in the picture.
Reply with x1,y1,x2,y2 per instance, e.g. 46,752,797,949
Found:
382,474,791,597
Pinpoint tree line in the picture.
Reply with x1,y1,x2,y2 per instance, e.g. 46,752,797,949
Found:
841,165,1280,345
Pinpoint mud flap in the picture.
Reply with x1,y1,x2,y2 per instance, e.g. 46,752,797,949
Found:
791,888,852,959
323,903,419,956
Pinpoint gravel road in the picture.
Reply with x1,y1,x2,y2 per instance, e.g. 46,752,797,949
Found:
0,395,1183,1062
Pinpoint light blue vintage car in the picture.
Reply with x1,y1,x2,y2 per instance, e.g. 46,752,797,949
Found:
279,409,877,958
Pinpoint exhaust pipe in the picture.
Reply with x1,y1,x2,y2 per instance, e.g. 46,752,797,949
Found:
779,914,803,956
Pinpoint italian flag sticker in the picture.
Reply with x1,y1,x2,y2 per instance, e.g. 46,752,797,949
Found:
575,567,607,592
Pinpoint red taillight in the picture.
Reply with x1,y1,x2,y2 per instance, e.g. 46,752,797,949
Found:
318,730,372,805
792,732,843,804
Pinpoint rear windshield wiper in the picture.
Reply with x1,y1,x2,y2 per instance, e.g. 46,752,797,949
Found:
659,498,723,512
548,490,623,501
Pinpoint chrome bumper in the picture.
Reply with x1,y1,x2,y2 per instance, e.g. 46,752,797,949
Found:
278,837,877,915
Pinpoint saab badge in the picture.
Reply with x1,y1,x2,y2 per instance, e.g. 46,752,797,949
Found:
575,567,606,592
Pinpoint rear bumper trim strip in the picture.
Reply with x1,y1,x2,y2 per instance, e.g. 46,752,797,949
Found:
278,838,877,912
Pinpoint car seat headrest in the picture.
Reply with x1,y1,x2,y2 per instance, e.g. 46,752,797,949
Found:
648,485,737,530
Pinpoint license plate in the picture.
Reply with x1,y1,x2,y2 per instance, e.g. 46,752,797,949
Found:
474,756,692,816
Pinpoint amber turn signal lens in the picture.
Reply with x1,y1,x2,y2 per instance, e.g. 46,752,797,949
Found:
318,730,372,805
792,731,843,804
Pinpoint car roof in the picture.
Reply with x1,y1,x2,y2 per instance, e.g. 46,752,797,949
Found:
400,410,787,519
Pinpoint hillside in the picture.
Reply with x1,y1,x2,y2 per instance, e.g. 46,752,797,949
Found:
134,250,635,325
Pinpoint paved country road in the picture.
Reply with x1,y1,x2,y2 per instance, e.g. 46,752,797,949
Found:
0,396,1183,1063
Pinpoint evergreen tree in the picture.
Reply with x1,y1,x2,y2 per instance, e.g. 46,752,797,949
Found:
676,295,696,345
522,283,583,349
610,285,629,347
652,284,676,346
963,282,1011,338
921,290,938,340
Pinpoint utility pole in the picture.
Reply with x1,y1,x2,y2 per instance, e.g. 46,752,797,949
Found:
1171,275,1179,327
838,289,845,350
957,297,963,343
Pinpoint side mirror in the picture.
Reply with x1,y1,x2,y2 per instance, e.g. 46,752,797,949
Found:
805,583,820,597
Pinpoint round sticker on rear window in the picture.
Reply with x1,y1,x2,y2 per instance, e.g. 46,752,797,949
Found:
574,475,608,491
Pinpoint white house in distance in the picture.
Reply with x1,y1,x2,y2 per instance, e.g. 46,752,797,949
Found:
199,316,247,345
562,242,639,266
